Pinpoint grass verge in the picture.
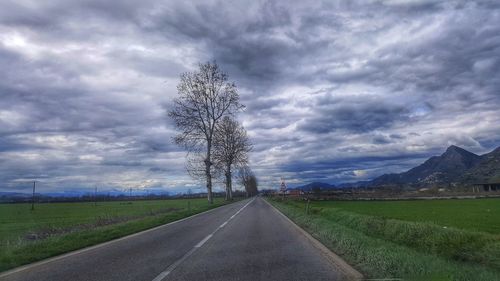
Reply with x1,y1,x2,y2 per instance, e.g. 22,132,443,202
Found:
267,198,500,281
0,199,234,272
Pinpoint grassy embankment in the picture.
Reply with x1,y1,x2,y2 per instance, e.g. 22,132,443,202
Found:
268,197,500,281
0,198,231,272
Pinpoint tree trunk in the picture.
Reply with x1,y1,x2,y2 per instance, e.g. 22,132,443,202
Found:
225,164,232,201
225,170,230,201
206,164,213,204
228,174,233,201
205,144,213,204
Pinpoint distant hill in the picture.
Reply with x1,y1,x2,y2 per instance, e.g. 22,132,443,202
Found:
0,192,32,203
337,181,369,188
350,145,500,189
369,145,482,187
461,147,500,184
0,192,31,198
292,182,336,191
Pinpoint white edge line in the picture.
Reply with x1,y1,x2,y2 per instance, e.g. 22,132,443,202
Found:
0,200,246,278
151,247,198,281
152,197,256,281
151,271,169,281
194,234,213,248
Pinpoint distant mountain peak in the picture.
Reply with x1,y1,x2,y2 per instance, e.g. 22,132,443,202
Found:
345,145,500,189
444,145,471,154
365,145,482,188
442,145,480,160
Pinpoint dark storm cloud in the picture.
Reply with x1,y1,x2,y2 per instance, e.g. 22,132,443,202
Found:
297,96,410,134
372,135,392,145
1,0,500,192
146,1,296,83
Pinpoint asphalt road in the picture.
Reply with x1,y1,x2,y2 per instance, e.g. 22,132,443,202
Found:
1,197,351,281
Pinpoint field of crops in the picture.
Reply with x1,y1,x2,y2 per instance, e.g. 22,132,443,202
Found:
0,198,218,245
312,198,500,234
0,198,226,271
269,197,500,281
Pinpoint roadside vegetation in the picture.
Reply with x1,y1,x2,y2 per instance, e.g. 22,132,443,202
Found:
268,197,500,281
0,198,229,272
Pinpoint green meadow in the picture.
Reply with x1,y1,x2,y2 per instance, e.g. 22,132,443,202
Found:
313,198,500,234
269,197,500,281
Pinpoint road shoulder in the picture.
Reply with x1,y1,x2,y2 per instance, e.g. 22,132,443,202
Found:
263,198,363,281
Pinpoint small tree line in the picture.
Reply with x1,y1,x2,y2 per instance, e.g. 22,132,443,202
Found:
239,165,259,197
169,61,256,203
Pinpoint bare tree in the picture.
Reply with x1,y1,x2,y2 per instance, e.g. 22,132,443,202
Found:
238,166,259,197
169,62,243,203
213,116,251,201
247,175,258,197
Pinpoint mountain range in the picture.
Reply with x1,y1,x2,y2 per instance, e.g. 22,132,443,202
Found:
366,145,475,187
460,147,500,184
291,182,336,191
295,145,500,190
0,189,174,203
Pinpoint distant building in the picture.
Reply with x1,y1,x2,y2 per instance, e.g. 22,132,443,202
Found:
474,182,500,191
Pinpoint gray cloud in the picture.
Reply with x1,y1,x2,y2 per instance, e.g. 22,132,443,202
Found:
297,95,411,134
1,0,500,193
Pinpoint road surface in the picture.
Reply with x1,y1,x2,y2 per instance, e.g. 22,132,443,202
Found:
1,197,356,281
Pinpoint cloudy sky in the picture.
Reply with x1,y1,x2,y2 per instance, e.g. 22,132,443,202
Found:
1,0,500,194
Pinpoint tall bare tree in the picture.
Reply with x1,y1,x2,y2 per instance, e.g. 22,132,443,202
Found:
169,62,243,203
213,116,251,201
238,165,259,197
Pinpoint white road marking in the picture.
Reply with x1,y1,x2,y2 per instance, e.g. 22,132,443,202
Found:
152,271,169,281
151,247,198,281
152,198,255,281
0,200,234,279
195,234,213,248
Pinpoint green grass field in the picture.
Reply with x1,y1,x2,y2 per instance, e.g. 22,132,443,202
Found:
269,197,500,281
0,198,220,245
0,198,228,272
312,198,500,235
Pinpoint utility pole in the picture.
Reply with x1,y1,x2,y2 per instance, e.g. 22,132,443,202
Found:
94,186,97,207
31,181,36,211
